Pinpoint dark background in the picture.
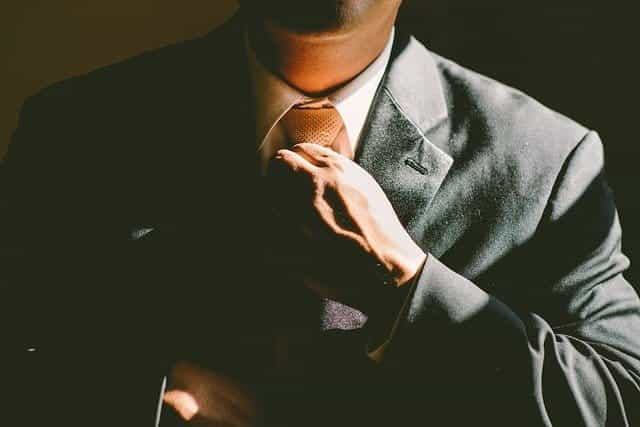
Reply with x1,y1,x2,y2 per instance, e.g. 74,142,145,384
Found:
2,0,639,284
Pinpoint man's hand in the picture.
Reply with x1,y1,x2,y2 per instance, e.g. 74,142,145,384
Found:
163,361,260,427
270,143,426,312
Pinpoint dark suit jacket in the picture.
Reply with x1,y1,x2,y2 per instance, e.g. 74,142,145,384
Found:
3,13,640,427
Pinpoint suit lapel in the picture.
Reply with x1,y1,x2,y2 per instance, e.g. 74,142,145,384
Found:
356,30,453,242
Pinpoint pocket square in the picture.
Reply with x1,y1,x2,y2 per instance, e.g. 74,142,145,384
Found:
130,226,155,241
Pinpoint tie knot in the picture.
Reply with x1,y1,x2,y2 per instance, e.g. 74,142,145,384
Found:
281,100,345,148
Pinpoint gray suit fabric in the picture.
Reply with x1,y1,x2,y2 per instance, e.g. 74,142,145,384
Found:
2,13,640,426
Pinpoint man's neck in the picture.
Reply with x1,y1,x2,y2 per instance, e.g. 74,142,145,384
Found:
247,12,397,96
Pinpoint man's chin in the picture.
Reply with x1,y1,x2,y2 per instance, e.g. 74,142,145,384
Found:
241,0,368,34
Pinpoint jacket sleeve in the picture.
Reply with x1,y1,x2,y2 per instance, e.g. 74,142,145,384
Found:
381,131,640,426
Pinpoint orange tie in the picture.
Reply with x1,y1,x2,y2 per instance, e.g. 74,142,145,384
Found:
269,98,367,377
280,100,367,333
280,99,353,159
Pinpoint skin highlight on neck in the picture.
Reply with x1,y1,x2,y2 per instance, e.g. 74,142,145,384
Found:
247,6,399,96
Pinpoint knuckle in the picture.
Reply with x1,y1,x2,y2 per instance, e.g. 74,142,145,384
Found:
330,157,345,173
312,194,326,211
311,173,326,189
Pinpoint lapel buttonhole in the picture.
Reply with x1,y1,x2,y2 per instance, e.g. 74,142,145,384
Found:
404,158,429,175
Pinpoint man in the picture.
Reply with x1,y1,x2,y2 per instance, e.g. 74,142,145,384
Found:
3,0,640,426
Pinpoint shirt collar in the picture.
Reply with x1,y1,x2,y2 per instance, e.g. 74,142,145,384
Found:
246,27,395,151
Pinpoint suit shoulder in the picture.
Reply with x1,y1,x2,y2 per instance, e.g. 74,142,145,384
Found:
8,19,242,174
22,36,207,117
427,52,603,221
20,16,240,120
432,52,590,158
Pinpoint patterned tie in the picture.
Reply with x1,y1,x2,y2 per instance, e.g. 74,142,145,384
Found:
281,99,353,159
280,99,367,331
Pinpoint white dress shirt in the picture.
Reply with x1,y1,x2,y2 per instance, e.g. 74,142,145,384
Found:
246,28,395,174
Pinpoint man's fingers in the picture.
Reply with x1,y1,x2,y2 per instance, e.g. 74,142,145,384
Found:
292,143,341,165
165,361,259,426
275,149,317,175
289,143,325,165
163,390,200,422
